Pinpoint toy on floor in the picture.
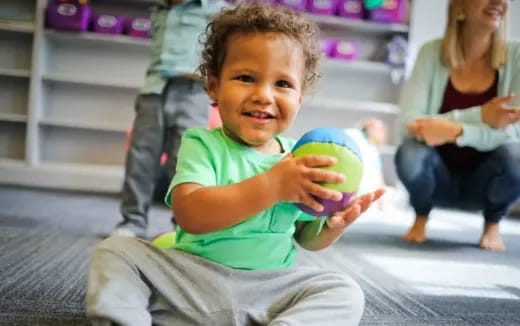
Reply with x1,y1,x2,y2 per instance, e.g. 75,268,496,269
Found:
292,127,363,216
152,232,176,249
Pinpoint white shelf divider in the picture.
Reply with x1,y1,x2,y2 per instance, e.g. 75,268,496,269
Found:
42,73,143,90
45,29,152,47
305,98,399,115
0,20,35,33
322,59,391,74
40,118,128,133
0,113,27,123
0,67,31,78
306,14,409,34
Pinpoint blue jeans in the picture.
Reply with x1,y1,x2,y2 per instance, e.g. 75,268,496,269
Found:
395,138,520,223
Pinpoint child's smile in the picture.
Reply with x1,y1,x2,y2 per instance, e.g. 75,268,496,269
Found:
208,32,305,153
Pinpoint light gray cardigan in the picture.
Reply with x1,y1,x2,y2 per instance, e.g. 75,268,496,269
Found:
399,39,520,151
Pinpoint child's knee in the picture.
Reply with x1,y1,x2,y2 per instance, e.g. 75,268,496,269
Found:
340,276,365,316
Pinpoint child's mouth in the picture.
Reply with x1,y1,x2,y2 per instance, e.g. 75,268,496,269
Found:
243,111,275,121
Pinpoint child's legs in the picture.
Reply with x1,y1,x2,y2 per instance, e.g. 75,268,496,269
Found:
395,138,457,216
461,143,520,223
86,237,235,326
119,94,165,236
233,267,364,326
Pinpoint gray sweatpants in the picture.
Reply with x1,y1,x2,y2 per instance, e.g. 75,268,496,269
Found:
118,77,210,237
86,237,365,326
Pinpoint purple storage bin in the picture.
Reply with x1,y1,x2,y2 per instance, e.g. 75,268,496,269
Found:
46,1,91,31
320,39,337,57
244,0,279,5
369,0,407,24
126,17,151,38
337,0,363,19
308,0,339,16
92,14,125,35
331,41,360,61
279,0,308,12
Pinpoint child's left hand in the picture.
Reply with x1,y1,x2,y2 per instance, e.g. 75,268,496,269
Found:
326,189,385,230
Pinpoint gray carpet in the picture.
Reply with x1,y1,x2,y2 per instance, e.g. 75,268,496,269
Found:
1,185,519,325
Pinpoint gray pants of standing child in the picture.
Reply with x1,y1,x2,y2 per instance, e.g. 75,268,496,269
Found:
116,77,210,238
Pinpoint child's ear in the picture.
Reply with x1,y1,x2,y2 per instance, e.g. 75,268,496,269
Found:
207,76,219,104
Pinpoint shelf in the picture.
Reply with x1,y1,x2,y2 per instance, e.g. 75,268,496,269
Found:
43,73,142,90
40,118,128,133
45,29,152,47
322,59,391,74
305,98,399,114
307,14,409,34
0,160,124,193
0,68,30,78
0,113,27,123
0,20,35,33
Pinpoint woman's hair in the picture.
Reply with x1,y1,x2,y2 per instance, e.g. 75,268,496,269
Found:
441,0,508,69
198,3,322,91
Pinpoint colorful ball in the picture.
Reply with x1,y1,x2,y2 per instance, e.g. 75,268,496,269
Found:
292,127,363,216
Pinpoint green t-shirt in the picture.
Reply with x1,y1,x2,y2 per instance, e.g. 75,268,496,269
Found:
165,127,318,270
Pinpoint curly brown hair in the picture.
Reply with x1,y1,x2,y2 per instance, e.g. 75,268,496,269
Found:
198,3,322,91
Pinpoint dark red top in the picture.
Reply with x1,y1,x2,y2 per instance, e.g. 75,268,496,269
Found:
436,72,498,173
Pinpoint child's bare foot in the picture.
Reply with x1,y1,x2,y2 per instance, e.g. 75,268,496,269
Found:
401,216,427,243
480,223,506,251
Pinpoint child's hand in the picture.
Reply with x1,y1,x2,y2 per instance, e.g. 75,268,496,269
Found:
326,189,385,230
266,154,345,213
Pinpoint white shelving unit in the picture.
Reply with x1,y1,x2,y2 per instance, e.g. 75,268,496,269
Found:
0,0,409,192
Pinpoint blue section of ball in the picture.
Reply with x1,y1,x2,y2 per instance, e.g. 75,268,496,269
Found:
292,127,362,161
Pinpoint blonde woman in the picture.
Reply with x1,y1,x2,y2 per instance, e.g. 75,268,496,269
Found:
396,0,520,251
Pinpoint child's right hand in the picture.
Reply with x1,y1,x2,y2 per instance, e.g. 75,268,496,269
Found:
266,154,345,213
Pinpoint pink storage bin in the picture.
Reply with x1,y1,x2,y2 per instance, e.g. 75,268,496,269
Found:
46,0,91,31
308,0,339,16
331,41,360,60
337,0,364,20
320,39,338,57
369,0,408,23
278,0,308,12
92,14,125,35
125,17,151,38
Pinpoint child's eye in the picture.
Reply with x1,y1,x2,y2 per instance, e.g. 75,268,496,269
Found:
276,80,291,88
235,75,254,83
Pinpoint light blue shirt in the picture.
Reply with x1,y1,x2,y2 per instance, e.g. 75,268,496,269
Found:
141,0,231,94
399,39,520,151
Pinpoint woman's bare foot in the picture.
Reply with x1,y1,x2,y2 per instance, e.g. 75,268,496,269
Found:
480,223,506,251
401,216,428,243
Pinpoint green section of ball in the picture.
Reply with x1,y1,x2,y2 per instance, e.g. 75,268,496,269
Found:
152,232,176,249
292,142,363,192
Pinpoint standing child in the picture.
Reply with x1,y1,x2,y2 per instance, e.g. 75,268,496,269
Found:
87,4,384,325
115,0,231,238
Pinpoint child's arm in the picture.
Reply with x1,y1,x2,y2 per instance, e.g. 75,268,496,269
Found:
294,189,385,251
172,155,345,234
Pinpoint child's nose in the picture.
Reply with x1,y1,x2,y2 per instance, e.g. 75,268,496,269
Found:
252,84,274,105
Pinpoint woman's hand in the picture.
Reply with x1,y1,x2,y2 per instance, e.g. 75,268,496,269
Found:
407,118,462,146
326,189,385,230
481,94,520,129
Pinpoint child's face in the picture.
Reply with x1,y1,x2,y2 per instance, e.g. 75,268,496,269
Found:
208,32,305,152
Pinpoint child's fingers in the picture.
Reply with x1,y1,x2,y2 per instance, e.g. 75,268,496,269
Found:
299,155,338,168
304,168,345,184
301,192,324,213
327,204,361,229
305,181,343,201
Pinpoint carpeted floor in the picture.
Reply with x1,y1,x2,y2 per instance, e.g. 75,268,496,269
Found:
0,185,519,325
